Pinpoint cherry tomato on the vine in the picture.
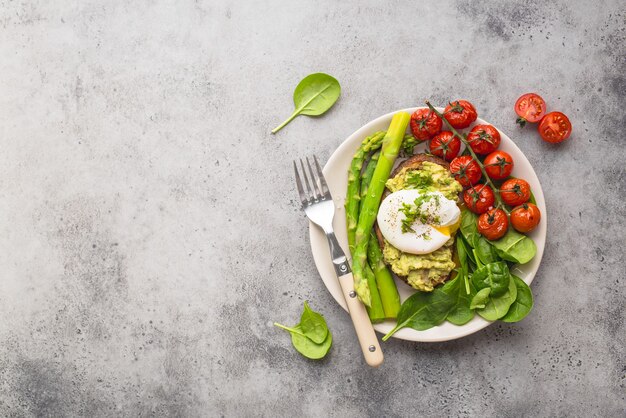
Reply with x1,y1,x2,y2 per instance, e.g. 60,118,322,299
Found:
463,184,495,214
500,178,531,206
477,208,509,240
410,108,442,141
467,124,501,155
484,150,514,180
538,111,572,143
429,131,461,162
449,155,481,188
510,203,541,233
515,93,546,127
443,100,477,129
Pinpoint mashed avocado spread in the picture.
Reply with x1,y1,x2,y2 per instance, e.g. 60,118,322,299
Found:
382,162,463,292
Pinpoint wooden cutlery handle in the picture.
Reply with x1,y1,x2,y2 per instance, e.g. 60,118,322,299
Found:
338,272,384,367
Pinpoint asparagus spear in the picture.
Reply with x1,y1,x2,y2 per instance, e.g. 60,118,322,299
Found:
360,151,380,214
345,132,387,319
367,231,401,318
361,150,401,318
363,263,385,322
356,150,386,321
346,131,386,253
352,112,411,305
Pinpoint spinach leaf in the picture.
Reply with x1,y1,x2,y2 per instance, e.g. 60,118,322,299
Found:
501,275,534,323
274,302,332,359
471,261,511,297
299,301,329,344
470,288,491,309
457,236,468,268
476,276,518,321
458,234,476,266
475,236,499,265
382,288,455,340
490,229,537,264
456,237,472,294
271,73,341,133
290,327,333,360
442,273,475,326
460,209,480,248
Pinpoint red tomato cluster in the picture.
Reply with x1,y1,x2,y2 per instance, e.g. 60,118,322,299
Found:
413,99,542,239
515,93,572,143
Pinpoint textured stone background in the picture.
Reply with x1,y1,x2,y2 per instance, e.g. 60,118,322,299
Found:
0,0,624,416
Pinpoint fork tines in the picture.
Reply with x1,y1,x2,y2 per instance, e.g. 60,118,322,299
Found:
293,156,330,205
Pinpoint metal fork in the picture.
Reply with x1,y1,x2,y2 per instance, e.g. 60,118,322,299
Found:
294,156,383,367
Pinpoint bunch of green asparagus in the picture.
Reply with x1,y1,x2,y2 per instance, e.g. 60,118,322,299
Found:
345,112,411,322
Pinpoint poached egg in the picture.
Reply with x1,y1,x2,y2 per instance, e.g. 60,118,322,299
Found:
377,189,460,255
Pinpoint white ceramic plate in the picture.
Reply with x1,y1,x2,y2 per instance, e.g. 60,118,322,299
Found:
309,107,547,342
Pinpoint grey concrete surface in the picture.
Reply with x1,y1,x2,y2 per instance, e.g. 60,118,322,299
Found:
0,0,624,416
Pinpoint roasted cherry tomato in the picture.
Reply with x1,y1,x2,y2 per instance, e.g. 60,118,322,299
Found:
443,100,477,129
410,108,442,141
500,178,531,206
467,124,501,155
463,184,495,214
538,111,572,143
484,150,514,180
477,208,508,240
510,203,541,233
515,93,546,127
429,131,461,161
449,155,481,188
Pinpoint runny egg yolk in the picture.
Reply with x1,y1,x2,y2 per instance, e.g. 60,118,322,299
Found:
432,215,461,237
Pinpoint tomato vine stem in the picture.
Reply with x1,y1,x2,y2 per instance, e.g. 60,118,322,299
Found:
425,101,508,212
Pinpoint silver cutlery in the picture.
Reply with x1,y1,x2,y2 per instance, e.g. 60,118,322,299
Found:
294,156,383,367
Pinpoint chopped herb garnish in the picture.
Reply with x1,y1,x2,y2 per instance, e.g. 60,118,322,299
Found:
399,193,442,233
406,170,433,189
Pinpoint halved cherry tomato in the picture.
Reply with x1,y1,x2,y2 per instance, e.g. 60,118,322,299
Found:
410,108,442,141
443,100,477,129
510,203,541,233
477,208,508,240
515,93,546,127
500,178,531,206
463,184,495,214
429,131,460,161
449,156,481,188
467,124,501,155
538,111,572,143
484,150,514,180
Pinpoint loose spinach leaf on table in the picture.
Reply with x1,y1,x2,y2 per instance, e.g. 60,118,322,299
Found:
271,73,341,133
299,301,329,344
501,275,534,323
442,273,475,326
470,288,492,309
274,301,332,359
290,327,333,360
471,261,511,297
490,229,537,264
382,288,455,340
476,276,518,321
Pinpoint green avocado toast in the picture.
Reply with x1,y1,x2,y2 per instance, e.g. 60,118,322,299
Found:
375,154,463,292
